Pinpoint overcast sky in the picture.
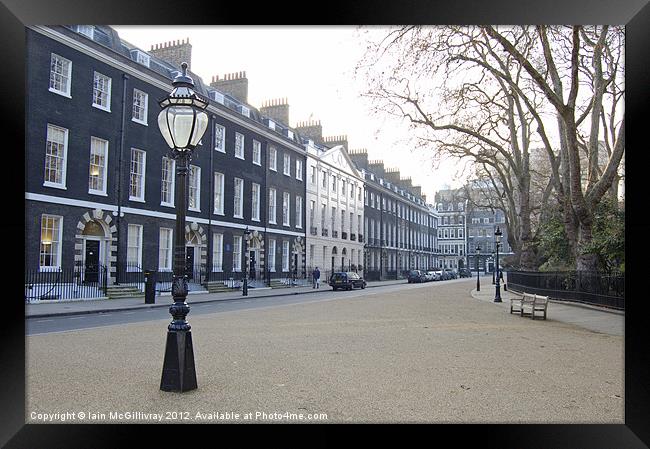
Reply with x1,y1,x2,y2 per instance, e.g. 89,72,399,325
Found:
112,26,465,201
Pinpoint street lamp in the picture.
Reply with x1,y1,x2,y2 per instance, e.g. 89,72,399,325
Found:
491,252,495,284
158,62,209,392
475,244,481,292
243,227,252,296
494,227,502,303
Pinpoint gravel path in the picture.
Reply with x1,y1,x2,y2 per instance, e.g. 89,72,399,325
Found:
26,279,623,424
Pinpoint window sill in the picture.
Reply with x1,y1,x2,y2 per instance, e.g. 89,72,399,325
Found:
132,118,148,126
49,88,71,98
214,148,226,153
129,197,146,203
189,208,201,213
92,104,111,113
43,182,67,190
88,190,108,196
213,211,225,216
253,161,261,166
161,202,175,208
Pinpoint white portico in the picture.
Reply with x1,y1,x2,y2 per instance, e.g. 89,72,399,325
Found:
305,142,365,275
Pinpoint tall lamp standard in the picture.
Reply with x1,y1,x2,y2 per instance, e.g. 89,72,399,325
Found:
494,227,502,303
491,252,495,285
157,62,209,392
243,227,251,296
475,244,481,292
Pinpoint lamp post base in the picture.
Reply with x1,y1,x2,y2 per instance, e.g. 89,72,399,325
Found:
160,329,197,392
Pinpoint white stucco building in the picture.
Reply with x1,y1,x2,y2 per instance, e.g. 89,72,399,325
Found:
304,142,365,275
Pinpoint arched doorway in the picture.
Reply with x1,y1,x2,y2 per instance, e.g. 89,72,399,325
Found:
331,246,338,272
185,230,202,280
341,247,347,271
81,219,109,283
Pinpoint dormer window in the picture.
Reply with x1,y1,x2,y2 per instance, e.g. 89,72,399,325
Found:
131,50,150,68
240,105,250,118
268,120,276,130
209,91,225,105
287,130,294,139
77,25,94,39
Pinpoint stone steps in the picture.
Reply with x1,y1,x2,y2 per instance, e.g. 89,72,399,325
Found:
105,285,144,300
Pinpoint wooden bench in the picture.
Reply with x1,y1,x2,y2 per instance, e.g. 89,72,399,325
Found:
510,292,549,320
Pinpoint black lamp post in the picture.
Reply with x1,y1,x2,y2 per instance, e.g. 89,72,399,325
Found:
491,252,495,284
157,63,209,392
475,244,481,292
494,227,502,303
243,227,251,296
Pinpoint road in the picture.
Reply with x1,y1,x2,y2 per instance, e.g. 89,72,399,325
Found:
26,278,456,335
26,277,623,424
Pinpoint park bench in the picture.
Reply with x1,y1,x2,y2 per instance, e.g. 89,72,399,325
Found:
510,292,549,320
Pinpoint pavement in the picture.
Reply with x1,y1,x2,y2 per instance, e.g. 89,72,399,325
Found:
25,278,408,319
25,277,624,424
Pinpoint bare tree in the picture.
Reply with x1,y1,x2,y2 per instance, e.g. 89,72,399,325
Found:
356,25,624,271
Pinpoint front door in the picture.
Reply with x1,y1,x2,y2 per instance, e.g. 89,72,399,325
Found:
185,247,195,280
249,250,257,279
84,240,100,283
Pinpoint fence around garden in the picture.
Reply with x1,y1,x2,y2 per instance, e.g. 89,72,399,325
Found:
25,263,108,302
506,271,625,310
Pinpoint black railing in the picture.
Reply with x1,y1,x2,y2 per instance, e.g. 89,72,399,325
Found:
25,262,108,301
115,261,145,289
365,270,381,281
506,271,625,310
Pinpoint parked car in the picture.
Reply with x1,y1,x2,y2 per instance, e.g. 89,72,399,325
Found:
407,270,426,283
444,268,457,279
432,270,443,281
329,271,366,291
425,271,437,282
459,268,472,278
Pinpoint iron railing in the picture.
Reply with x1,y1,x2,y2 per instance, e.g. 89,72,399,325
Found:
25,262,108,302
506,270,625,310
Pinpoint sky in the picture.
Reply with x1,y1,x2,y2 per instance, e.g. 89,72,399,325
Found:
112,26,464,201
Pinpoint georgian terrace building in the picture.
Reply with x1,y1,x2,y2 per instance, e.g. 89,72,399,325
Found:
434,188,467,271
349,150,439,280
298,128,365,276
25,25,308,298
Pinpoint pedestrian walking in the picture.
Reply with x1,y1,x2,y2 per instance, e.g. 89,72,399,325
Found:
313,267,321,289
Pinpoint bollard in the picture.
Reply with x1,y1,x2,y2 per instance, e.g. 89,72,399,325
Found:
144,269,156,304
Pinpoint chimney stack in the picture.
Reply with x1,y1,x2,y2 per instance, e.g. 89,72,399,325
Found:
323,134,348,150
260,98,290,126
295,120,323,145
210,71,249,103
150,38,192,70
348,149,369,170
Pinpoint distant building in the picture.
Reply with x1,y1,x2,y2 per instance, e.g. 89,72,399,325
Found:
433,189,466,270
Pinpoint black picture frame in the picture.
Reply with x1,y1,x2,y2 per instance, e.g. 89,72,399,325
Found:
4,0,648,447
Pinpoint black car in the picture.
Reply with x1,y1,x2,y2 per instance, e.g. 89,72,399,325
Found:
459,268,472,278
407,270,426,283
329,272,366,291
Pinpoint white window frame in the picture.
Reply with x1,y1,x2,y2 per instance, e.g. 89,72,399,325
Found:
49,53,72,97
310,166,316,184
269,188,277,224
296,159,303,181
235,132,245,159
214,123,226,153
269,146,277,171
92,71,111,112
251,182,260,222
127,224,143,269
212,233,223,272
43,124,68,189
88,136,108,196
232,235,242,271
282,241,290,272
129,148,146,202
161,157,175,207
233,177,244,218
39,214,63,270
283,153,291,176
296,196,303,229
268,239,276,271
282,192,290,226
252,140,261,165
158,228,173,271
213,172,225,215
188,165,201,212
133,50,150,68
132,89,148,125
